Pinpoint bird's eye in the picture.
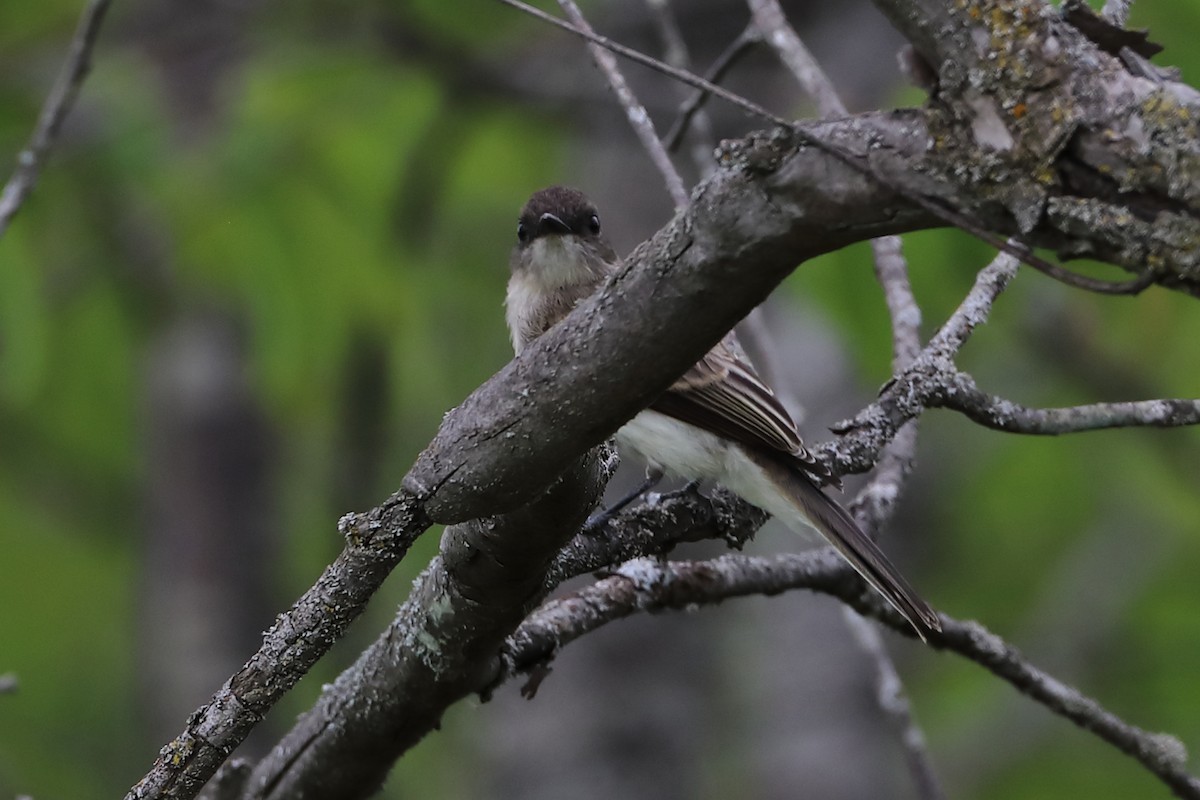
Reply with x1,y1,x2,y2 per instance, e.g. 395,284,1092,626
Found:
587,214,601,235
517,222,529,243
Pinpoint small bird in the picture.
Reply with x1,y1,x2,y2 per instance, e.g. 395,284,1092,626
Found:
506,186,941,640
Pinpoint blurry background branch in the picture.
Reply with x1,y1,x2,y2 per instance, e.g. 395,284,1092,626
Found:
0,0,112,237
556,0,688,207
661,23,762,152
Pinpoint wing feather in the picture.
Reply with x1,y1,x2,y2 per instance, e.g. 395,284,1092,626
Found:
649,335,839,488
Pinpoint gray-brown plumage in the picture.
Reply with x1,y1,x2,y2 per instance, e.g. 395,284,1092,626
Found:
506,186,615,354
506,186,940,640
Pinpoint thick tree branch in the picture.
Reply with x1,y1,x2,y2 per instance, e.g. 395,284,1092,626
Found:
242,449,612,798
234,118,939,797
0,0,113,238
126,497,430,799
870,0,1199,289
149,100,1198,796
134,111,938,800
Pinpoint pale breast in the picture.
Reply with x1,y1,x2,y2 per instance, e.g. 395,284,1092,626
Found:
616,409,731,481
505,274,579,353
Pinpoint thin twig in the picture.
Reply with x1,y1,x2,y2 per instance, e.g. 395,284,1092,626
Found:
829,253,1022,456
927,251,1021,355
937,374,1200,435
747,0,846,117
848,421,949,800
881,188,1152,297
0,0,114,239
662,25,762,151
1017,245,1156,294
865,240,944,800
871,236,922,366
497,0,790,128
555,0,688,209
643,0,720,175
842,610,949,800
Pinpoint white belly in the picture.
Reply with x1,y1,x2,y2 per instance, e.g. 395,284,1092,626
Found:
616,410,729,481
616,409,820,541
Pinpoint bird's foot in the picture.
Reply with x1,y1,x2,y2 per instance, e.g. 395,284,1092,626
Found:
584,468,665,530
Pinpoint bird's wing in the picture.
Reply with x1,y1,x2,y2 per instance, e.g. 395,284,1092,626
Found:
649,335,839,488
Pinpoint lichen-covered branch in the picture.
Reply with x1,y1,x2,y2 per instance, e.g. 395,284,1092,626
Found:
939,376,1200,434
126,497,431,799
504,552,1200,799
240,449,612,798
547,485,767,586
870,0,1199,289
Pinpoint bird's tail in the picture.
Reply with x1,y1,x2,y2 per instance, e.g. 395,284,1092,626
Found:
736,451,941,641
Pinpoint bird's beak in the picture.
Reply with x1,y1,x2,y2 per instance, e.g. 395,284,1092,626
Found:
538,212,572,236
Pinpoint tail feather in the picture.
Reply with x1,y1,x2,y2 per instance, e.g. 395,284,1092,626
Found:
743,452,941,641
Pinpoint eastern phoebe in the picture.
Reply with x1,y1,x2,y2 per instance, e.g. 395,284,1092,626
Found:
507,186,940,640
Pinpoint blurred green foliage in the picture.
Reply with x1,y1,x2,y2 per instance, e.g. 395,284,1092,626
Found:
1,0,1199,798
